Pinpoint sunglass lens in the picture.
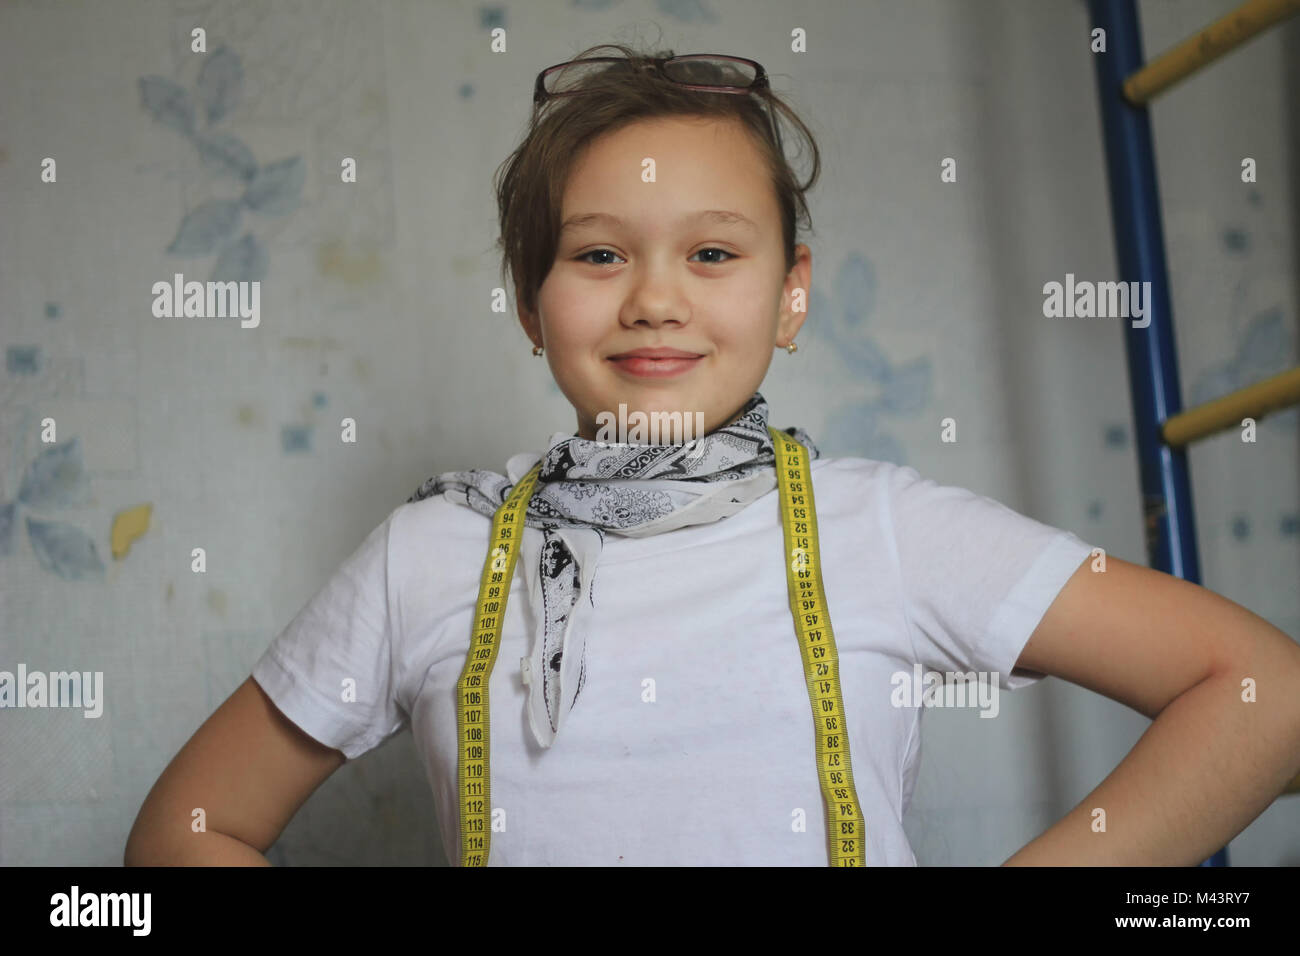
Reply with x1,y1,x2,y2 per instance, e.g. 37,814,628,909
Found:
663,57,757,88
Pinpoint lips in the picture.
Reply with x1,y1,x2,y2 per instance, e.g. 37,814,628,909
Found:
608,349,704,378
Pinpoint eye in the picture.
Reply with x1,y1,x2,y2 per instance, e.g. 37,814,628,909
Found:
576,249,624,265
691,248,735,264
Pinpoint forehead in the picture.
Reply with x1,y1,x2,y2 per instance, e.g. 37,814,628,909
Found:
560,116,775,224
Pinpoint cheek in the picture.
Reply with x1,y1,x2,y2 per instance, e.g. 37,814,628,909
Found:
550,316,605,350
540,286,605,344
715,300,780,348
733,282,781,321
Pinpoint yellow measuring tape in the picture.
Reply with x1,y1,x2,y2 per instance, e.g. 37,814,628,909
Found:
456,425,866,866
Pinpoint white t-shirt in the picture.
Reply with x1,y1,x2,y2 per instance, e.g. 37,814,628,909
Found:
251,454,1094,866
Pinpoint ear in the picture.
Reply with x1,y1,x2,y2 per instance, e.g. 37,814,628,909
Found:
777,244,812,347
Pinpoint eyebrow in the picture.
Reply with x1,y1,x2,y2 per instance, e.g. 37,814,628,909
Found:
558,210,760,235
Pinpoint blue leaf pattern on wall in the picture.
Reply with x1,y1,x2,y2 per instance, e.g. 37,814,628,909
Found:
138,76,195,135
815,253,934,462
827,325,892,380
878,357,932,414
1193,359,1237,405
167,199,242,255
834,255,875,323
196,46,242,125
140,44,298,279
26,517,106,581
242,156,305,215
2,437,120,580
193,130,258,182
212,233,268,283
18,439,91,510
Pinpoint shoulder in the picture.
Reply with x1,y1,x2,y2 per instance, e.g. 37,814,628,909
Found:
810,457,1053,542
810,454,919,492
388,491,487,547
360,495,497,609
815,456,1017,507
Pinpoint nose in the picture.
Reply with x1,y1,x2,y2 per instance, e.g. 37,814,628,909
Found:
623,309,684,330
620,269,689,330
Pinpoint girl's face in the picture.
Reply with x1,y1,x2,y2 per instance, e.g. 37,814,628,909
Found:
518,115,811,442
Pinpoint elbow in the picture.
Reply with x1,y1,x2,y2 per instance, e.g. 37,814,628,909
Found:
124,820,165,867
123,829,149,867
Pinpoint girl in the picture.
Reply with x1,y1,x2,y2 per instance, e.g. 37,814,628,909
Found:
126,43,1300,867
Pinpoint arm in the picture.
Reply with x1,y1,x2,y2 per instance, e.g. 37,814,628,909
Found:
125,677,345,866
1001,555,1300,866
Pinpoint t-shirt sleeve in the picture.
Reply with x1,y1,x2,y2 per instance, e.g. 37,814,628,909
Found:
250,507,408,760
883,463,1096,691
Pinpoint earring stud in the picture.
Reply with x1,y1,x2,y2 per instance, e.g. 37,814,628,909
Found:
532,345,544,356
786,341,798,354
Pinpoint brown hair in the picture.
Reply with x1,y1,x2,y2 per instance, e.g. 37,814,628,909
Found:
493,42,822,319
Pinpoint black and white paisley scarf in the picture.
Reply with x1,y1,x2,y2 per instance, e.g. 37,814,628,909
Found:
407,391,819,749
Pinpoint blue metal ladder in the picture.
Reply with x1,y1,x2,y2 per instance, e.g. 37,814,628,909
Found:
1087,0,1300,867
